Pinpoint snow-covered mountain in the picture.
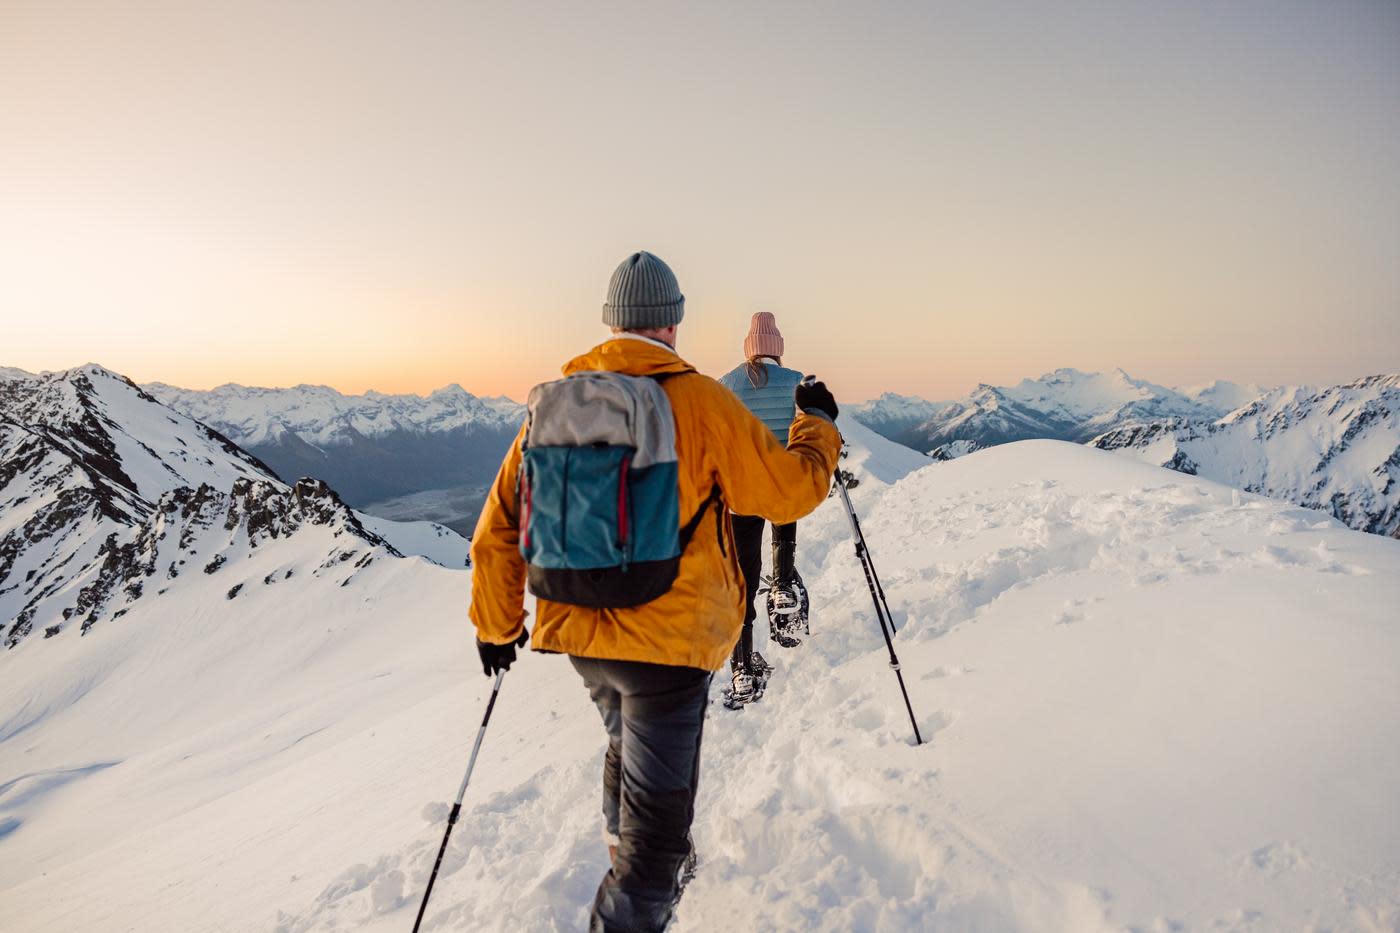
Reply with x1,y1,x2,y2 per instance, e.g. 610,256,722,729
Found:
3,436,1397,931
1095,374,1400,538
1,364,467,647
0,366,35,382
929,439,980,461
843,392,957,447
146,381,526,534
851,368,1261,453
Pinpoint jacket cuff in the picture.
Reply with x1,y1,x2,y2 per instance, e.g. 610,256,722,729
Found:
798,408,835,424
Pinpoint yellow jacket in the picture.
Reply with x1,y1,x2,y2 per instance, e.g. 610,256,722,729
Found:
469,336,842,670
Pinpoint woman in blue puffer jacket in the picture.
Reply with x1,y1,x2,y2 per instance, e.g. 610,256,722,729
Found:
718,312,812,708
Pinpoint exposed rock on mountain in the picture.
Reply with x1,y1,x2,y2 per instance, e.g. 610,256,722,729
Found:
1094,374,1400,538
852,368,1258,453
146,381,525,534
0,365,461,648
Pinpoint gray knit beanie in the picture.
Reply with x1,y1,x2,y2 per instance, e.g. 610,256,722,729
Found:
602,251,685,329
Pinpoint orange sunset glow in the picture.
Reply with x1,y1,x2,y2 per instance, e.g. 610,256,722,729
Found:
2,1,1397,401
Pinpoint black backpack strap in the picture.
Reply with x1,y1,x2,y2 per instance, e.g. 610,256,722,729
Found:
679,484,724,555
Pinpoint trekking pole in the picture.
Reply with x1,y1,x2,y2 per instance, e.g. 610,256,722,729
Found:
412,670,505,933
834,469,924,745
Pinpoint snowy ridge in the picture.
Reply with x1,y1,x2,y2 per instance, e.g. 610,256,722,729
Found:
146,381,524,448
354,512,471,568
1180,379,1267,415
1,364,470,647
929,439,979,461
2,364,278,521
834,413,930,485
146,380,526,533
49,476,401,642
844,392,955,441
0,365,285,645
1094,374,1400,538
4,436,1397,932
851,368,1260,453
0,366,34,382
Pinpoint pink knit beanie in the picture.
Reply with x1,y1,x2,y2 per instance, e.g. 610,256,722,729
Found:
743,312,784,360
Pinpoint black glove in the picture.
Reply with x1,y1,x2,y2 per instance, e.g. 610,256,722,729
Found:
477,627,529,677
795,378,839,420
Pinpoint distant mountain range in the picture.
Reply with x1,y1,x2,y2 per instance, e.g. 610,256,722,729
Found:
7,363,1396,545
850,368,1264,452
849,367,1398,539
145,381,526,535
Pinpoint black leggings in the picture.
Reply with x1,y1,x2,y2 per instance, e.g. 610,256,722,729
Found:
730,514,797,671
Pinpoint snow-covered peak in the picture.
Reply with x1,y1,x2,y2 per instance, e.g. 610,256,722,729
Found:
851,368,1267,454
849,392,951,423
835,413,931,486
1,364,279,520
1001,367,1202,424
1095,373,1400,537
1180,379,1268,415
1,364,473,648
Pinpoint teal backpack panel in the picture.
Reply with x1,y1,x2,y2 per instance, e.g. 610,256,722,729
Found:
518,370,705,608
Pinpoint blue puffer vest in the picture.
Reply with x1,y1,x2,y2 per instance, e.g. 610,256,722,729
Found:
719,360,804,441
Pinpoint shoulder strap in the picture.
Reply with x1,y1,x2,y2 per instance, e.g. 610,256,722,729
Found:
678,484,724,552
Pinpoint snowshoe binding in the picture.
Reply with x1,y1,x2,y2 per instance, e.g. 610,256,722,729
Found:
722,669,760,709
749,650,773,690
764,573,810,648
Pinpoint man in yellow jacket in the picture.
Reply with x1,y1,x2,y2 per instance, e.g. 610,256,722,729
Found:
469,251,841,932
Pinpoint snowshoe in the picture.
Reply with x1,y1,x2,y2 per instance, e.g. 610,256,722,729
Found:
721,667,763,710
749,650,773,691
766,574,810,648
677,840,698,891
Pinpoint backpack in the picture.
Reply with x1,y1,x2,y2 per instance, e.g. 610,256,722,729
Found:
518,370,722,608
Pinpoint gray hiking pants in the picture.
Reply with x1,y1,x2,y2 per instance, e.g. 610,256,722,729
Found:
570,655,711,933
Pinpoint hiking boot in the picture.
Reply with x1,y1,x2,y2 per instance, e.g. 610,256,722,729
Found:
770,587,800,616
767,577,810,648
722,668,761,709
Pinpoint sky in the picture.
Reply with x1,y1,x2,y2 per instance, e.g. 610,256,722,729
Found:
1,0,1397,403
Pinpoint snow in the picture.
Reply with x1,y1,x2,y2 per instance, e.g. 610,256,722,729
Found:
834,413,931,485
3,439,1399,931
1097,374,1400,537
1181,379,1267,416
146,380,525,448
849,369,1265,454
0,363,481,643
354,511,470,568
847,392,954,428
4,364,273,502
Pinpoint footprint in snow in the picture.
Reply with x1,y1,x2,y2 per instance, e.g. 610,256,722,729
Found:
1240,841,1312,877
922,664,973,680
